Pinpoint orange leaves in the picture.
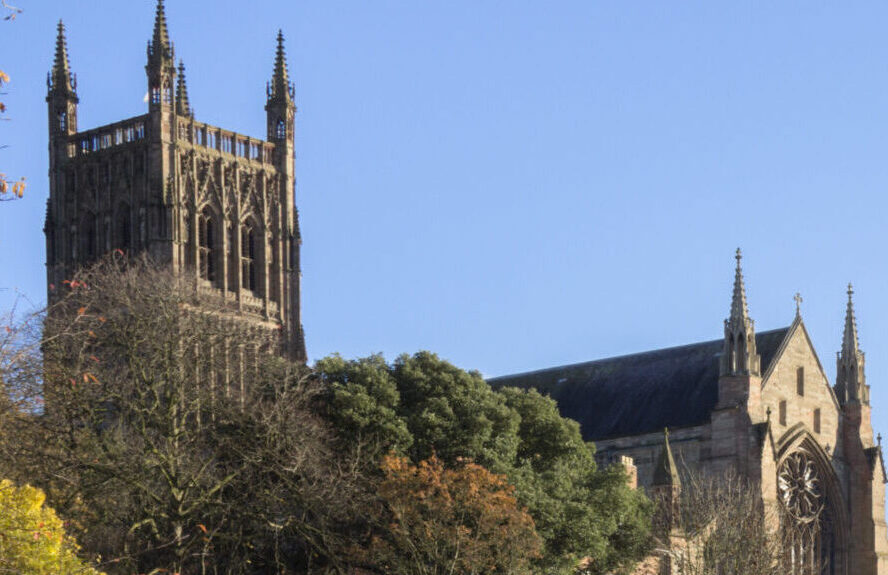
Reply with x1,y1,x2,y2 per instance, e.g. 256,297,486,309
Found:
77,307,88,317
0,69,9,84
370,454,541,574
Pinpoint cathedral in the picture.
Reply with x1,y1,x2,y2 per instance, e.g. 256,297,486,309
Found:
43,2,888,574
492,250,888,574
44,0,306,362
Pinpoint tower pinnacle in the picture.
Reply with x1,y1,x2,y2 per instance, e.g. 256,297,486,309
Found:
268,30,294,103
50,20,76,95
150,0,173,62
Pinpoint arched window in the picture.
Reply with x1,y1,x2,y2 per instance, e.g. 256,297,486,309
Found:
199,209,216,282
276,119,286,139
241,226,256,292
163,82,173,104
58,111,67,131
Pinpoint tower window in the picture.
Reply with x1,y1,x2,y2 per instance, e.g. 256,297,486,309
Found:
276,119,286,139
779,400,787,426
813,408,821,434
163,83,173,104
241,226,256,292
198,210,215,283
797,367,804,396
151,87,161,104
58,111,67,131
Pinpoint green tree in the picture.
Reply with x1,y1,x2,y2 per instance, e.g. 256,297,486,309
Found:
0,479,103,575
317,352,652,574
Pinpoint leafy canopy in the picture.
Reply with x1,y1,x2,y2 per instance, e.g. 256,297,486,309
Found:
317,352,652,574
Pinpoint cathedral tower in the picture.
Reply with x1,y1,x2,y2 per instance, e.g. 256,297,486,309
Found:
45,0,307,362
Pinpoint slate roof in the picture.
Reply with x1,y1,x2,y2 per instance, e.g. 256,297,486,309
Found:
488,327,790,441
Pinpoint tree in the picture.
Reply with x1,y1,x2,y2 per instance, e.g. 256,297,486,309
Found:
317,353,652,574
0,479,104,575
1,1,26,200
661,471,797,575
366,454,541,575
9,255,363,574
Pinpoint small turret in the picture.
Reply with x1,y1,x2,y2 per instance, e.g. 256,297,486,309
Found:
175,60,192,117
720,248,761,376
836,283,868,405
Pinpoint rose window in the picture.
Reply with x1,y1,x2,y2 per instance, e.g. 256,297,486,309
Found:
778,451,824,525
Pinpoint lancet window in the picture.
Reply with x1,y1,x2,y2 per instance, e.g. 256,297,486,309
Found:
198,209,216,283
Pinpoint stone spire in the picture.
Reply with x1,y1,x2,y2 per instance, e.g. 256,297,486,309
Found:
176,60,191,117
268,30,294,103
836,283,868,405
149,0,174,62
49,20,76,96
720,249,760,376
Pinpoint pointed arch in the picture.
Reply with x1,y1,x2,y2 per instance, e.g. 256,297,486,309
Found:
776,425,848,575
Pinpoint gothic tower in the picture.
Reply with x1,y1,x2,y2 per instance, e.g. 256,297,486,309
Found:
44,0,307,363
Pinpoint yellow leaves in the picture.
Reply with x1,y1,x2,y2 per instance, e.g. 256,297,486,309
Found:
0,175,26,200
0,69,9,84
0,479,105,574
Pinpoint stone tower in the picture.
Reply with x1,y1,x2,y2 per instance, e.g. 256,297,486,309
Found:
44,0,306,362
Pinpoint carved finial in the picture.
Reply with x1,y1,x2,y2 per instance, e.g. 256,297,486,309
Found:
878,433,882,447
766,406,772,421
794,292,803,318
269,29,293,103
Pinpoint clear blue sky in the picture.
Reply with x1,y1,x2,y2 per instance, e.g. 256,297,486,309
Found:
3,2,888,435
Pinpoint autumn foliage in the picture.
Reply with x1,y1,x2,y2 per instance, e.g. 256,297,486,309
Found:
0,68,26,200
368,454,541,575
0,480,103,575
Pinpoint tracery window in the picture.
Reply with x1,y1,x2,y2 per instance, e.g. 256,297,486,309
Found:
241,226,256,293
276,119,286,139
778,450,835,575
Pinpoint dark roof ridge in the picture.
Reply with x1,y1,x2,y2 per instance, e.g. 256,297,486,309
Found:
488,325,791,383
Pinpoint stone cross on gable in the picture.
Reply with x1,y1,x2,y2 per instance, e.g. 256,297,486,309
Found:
794,292,803,317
